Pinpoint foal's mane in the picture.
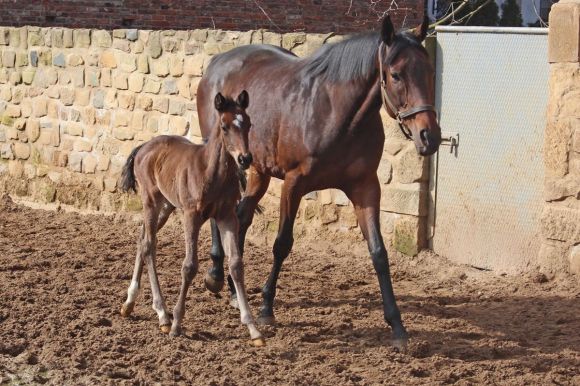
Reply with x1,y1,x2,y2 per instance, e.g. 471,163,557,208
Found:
301,31,422,83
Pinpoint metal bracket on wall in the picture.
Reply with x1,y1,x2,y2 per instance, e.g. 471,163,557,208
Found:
440,132,459,156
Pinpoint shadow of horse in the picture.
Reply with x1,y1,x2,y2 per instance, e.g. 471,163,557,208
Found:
276,293,580,363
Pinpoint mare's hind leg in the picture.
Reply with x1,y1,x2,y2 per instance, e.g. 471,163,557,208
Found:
216,210,264,346
345,175,408,351
121,201,174,317
204,169,271,298
169,209,201,337
259,172,303,325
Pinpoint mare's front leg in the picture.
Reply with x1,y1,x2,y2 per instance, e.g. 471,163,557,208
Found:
259,172,303,325
121,202,174,317
204,219,225,294
170,209,202,337
346,175,408,351
205,169,271,300
216,211,264,346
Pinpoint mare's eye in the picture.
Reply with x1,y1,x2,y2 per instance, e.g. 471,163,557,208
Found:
391,72,401,82
221,124,228,131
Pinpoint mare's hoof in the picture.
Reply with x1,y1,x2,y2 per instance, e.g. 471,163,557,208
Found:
120,303,134,317
204,273,224,294
251,337,266,347
159,324,172,334
256,315,276,326
392,338,408,353
169,329,182,338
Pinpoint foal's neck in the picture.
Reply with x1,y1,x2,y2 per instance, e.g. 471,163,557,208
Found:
203,125,233,189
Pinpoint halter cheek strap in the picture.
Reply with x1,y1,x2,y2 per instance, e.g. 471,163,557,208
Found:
378,42,436,141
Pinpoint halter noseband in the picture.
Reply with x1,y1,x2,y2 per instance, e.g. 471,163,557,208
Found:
378,42,436,140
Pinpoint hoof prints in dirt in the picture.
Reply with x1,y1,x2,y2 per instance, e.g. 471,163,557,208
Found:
1,200,579,385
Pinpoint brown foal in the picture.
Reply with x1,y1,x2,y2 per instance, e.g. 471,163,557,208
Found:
118,91,264,346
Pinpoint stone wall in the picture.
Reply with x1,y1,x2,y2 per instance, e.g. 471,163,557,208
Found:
540,0,580,276
0,26,427,255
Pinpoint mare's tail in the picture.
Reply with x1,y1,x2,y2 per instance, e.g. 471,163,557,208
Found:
237,168,264,215
119,144,144,193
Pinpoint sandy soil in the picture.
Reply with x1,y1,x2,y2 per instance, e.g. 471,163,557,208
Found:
1,195,579,385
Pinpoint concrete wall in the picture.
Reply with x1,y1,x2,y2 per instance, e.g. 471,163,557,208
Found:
0,26,427,254
540,0,580,276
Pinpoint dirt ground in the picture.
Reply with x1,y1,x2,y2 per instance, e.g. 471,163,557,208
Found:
1,195,579,386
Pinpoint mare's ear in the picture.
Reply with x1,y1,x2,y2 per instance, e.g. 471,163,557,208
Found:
214,92,226,112
381,15,395,46
237,90,249,109
413,15,429,42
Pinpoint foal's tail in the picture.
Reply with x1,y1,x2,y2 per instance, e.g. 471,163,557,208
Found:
119,144,144,193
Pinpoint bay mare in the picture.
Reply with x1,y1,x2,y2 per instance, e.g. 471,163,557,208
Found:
197,16,442,350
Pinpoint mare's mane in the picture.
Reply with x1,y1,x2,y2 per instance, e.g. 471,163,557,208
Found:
301,31,423,83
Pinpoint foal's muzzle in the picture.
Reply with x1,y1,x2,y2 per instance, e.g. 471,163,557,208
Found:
238,153,253,170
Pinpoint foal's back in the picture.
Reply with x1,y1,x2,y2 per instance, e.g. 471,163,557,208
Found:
133,135,209,209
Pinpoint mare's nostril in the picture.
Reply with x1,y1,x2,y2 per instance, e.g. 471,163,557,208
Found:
245,153,253,165
420,129,429,145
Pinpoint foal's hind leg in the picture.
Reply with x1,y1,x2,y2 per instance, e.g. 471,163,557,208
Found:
121,202,174,317
345,175,408,351
169,209,201,337
140,199,172,332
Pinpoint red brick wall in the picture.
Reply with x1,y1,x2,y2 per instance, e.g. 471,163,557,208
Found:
0,1,424,34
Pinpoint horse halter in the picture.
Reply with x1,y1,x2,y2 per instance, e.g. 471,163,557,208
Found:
378,42,436,140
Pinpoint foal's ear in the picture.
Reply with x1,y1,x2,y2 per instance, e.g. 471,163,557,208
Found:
413,15,429,42
237,90,249,109
381,15,395,46
214,92,226,112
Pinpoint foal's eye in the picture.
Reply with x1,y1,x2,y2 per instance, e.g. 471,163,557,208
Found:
221,124,228,131
391,72,401,82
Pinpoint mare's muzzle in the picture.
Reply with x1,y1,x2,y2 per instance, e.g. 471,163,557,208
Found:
417,128,441,156
238,153,253,170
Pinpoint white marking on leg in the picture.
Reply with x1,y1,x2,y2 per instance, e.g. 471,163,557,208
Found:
126,280,140,304
219,218,263,341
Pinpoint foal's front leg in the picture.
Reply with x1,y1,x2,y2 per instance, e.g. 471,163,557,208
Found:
170,209,201,337
216,212,264,346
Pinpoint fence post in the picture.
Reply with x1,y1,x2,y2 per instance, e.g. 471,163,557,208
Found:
540,0,580,276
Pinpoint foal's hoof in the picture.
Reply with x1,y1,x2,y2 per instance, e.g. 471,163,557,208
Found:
256,315,276,326
392,338,408,353
229,296,239,310
120,303,134,317
204,273,224,294
251,337,266,347
159,324,172,334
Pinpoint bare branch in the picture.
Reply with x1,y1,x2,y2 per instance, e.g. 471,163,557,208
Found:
532,0,549,27
428,0,470,29
252,0,282,32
